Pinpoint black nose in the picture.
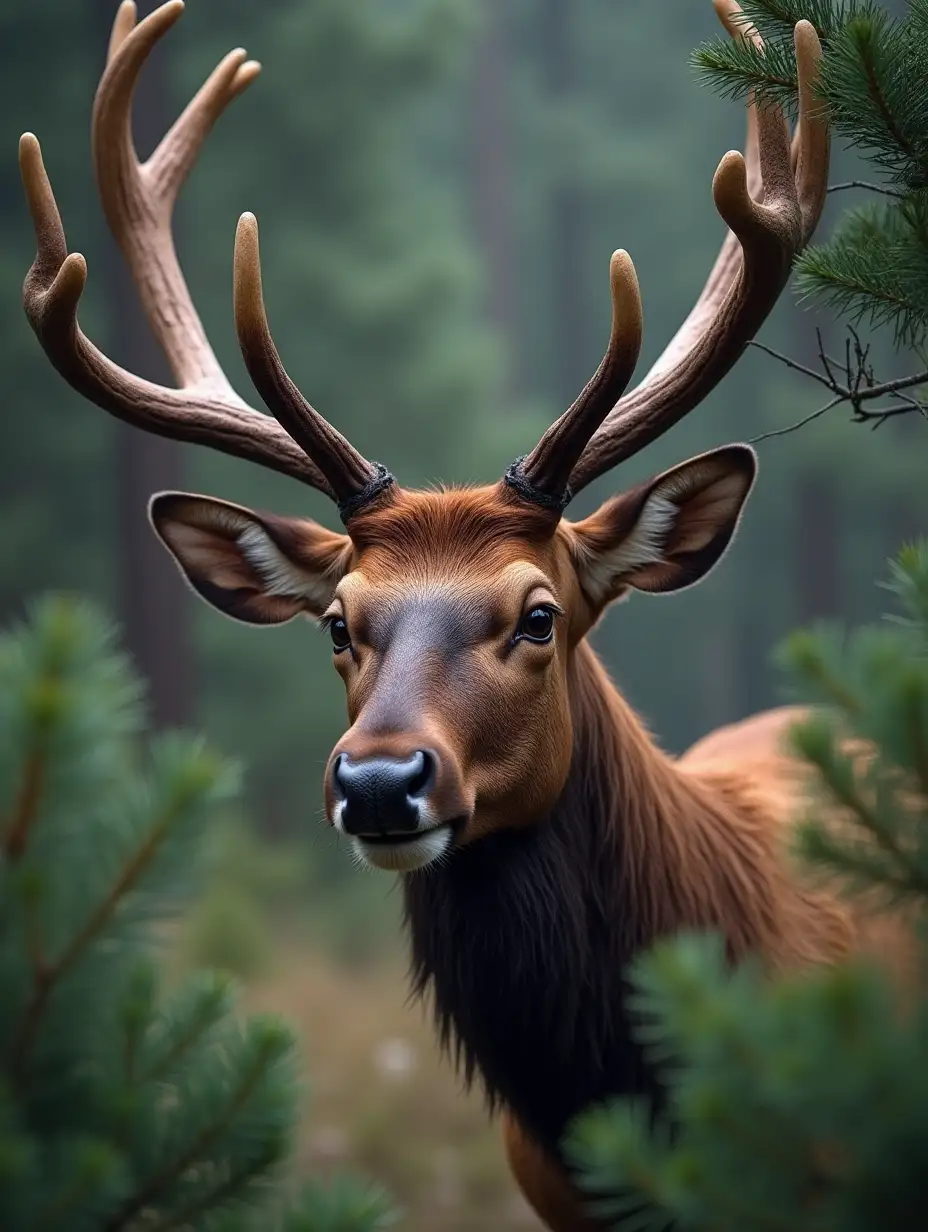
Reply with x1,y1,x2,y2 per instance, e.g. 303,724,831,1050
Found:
332,750,435,836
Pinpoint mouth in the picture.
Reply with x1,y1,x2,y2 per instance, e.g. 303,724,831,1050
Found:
350,818,465,872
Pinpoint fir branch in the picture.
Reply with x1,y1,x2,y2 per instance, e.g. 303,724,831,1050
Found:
120,969,155,1089
692,35,799,109
32,1143,120,1232
138,978,232,1087
141,1148,278,1232
797,249,928,348
820,9,928,186
853,15,917,174
903,684,928,803
781,638,862,716
8,785,199,1074
101,1024,288,1231
735,0,872,45
3,751,44,860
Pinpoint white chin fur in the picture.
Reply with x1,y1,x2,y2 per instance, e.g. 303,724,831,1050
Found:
351,824,454,872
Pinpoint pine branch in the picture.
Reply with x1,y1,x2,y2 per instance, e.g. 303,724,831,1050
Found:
821,10,928,186
3,751,44,860
735,0,871,45
142,1148,278,1232
137,973,233,1087
101,1021,291,1231
692,36,799,109
8,779,205,1074
32,1143,122,1232
855,22,911,156
0,599,372,1231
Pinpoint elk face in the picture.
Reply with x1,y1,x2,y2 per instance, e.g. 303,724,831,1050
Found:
151,444,755,872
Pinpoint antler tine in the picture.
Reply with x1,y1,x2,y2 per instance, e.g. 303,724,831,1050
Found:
19,0,394,509
92,0,255,389
19,133,330,490
107,0,137,65
793,19,829,242
558,1,829,498
233,213,389,512
509,251,643,507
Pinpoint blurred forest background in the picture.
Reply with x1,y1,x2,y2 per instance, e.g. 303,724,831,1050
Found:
1,0,924,1227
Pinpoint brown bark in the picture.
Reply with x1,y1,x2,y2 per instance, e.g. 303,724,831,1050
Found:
540,0,587,410
470,3,519,394
95,0,192,727
792,298,841,623
794,471,840,622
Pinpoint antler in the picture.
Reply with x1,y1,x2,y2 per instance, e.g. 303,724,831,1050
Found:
20,0,387,516
513,0,829,504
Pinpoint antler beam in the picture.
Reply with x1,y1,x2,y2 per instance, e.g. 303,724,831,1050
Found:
20,0,386,515
514,0,830,503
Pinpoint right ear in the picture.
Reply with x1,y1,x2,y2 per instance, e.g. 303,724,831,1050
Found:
149,492,353,625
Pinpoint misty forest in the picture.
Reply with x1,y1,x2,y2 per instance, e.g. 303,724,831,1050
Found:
2,0,927,1229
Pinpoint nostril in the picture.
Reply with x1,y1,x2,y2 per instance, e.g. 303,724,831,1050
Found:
406,749,436,800
331,753,348,800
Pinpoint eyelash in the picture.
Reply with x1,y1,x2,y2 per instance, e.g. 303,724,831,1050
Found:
319,614,351,653
318,602,563,651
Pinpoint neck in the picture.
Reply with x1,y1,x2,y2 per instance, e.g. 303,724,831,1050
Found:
403,640,774,1156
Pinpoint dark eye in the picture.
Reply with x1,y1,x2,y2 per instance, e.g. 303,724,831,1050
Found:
329,618,351,652
517,606,556,645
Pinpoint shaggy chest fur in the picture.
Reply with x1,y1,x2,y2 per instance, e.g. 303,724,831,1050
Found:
403,734,665,1161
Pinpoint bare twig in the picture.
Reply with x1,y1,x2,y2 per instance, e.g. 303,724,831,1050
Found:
750,341,836,392
750,397,843,442
827,179,905,199
749,330,928,443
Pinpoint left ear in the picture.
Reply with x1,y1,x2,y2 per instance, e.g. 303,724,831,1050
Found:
565,444,757,608
149,492,353,625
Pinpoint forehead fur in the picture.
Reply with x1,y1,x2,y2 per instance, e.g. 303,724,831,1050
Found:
346,485,558,576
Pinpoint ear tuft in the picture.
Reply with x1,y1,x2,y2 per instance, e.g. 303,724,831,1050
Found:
568,445,756,608
149,492,351,625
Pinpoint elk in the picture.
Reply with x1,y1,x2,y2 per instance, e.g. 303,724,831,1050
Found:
19,2,906,1228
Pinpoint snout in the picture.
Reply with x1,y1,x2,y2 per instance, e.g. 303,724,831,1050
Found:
325,737,471,872
333,750,434,836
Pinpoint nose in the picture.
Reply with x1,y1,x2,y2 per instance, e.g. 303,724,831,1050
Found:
332,750,435,836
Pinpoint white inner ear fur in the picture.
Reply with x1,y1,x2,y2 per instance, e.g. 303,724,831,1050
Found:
579,461,746,605
581,492,678,603
603,492,679,576
235,523,336,609
160,504,337,611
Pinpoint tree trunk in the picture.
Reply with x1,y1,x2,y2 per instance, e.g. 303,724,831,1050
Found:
791,301,841,624
470,2,520,396
794,471,840,622
540,0,587,410
95,0,192,728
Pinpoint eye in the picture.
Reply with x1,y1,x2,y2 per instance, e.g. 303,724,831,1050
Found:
516,606,556,645
328,617,352,653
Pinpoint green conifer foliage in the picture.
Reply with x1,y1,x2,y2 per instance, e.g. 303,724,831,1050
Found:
694,0,928,351
0,597,394,1232
566,544,928,1231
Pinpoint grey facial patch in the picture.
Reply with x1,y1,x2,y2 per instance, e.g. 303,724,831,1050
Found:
367,590,493,657
357,590,494,736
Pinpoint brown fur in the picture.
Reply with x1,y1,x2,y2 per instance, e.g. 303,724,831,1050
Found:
153,478,915,1232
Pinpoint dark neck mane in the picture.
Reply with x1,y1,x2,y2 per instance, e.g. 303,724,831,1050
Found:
403,641,776,1157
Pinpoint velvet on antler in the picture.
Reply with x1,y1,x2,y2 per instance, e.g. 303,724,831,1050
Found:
19,0,391,522
508,0,830,509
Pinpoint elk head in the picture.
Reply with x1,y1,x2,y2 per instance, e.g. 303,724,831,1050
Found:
19,0,829,872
